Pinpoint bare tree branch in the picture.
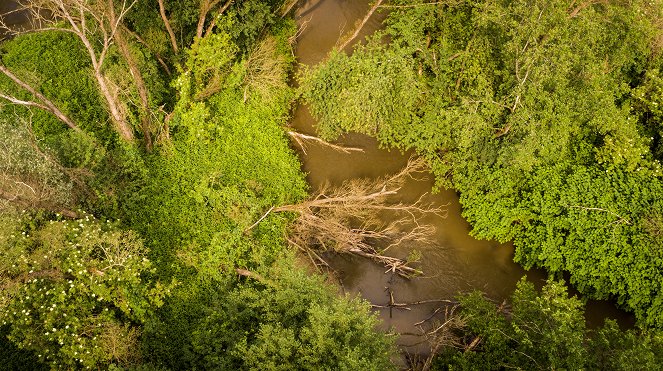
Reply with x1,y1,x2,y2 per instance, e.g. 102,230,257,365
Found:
563,204,632,225
248,157,446,277
338,0,383,50
157,0,178,54
288,131,364,154
0,64,80,132
0,187,79,218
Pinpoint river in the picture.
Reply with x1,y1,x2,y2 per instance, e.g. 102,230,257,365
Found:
0,1,30,40
290,0,634,353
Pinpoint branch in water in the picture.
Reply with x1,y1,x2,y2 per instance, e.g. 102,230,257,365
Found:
338,0,384,50
288,131,364,154
247,157,445,278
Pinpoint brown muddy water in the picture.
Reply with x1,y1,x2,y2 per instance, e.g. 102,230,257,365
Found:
290,0,634,353
0,1,31,39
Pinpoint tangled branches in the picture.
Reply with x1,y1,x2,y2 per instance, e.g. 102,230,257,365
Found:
249,157,446,277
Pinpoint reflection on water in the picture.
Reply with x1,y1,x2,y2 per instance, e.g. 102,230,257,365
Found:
291,0,634,349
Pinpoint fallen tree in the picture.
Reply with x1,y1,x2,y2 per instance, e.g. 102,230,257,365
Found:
248,157,445,277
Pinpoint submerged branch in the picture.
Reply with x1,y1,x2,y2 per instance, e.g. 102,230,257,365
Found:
248,157,445,278
338,0,383,50
288,131,364,154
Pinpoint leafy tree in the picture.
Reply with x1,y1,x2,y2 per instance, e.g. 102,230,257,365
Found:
142,257,395,370
0,210,170,368
123,20,305,275
301,0,663,327
434,279,663,370
0,3,399,370
129,17,396,370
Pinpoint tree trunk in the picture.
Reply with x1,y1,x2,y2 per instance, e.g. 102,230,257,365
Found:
114,27,153,149
158,0,179,53
94,70,134,141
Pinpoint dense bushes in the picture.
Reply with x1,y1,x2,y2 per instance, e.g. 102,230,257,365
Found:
0,3,396,369
434,279,663,370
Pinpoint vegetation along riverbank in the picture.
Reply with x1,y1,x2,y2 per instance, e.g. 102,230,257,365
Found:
0,0,661,369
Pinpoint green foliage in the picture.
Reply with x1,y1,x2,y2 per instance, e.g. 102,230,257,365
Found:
0,5,398,370
434,279,663,370
633,59,663,161
223,0,277,51
142,257,395,370
125,20,396,370
589,319,663,370
0,31,111,142
300,46,422,142
182,30,239,100
104,34,171,123
0,211,170,368
126,24,305,276
457,163,663,327
0,30,153,221
301,0,663,327
126,0,289,63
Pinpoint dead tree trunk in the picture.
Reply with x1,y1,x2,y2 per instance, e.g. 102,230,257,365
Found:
0,64,80,132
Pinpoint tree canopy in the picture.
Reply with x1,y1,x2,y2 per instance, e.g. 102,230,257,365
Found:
302,0,663,327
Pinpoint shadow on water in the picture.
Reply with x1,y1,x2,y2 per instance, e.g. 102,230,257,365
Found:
291,0,635,353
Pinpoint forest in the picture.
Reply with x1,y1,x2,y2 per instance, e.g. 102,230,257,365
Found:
0,0,661,369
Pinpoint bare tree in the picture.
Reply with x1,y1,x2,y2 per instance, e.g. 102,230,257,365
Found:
0,113,86,217
0,64,80,132
3,0,139,142
248,157,446,277
196,0,233,40
417,305,467,371
157,0,178,54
